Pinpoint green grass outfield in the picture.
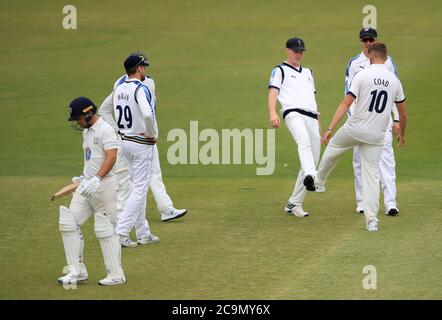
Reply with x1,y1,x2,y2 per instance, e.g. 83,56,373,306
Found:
1,0,441,299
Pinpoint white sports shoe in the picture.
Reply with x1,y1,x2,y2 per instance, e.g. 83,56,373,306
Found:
57,273,88,285
62,263,88,276
356,206,364,214
119,235,137,248
366,221,379,232
137,233,160,245
284,203,309,217
98,275,126,286
315,184,326,193
161,208,187,222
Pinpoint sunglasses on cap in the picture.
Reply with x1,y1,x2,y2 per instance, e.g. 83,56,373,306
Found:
361,38,375,43
135,56,148,67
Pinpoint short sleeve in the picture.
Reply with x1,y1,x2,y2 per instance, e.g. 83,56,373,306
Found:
113,75,126,90
150,78,156,92
98,93,119,131
387,57,398,77
268,67,282,90
348,71,362,98
102,126,119,150
345,58,357,94
310,69,316,94
395,80,406,103
136,84,155,118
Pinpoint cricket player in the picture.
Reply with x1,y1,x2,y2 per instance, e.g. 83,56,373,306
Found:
305,42,408,232
99,53,187,247
268,37,321,217
58,97,125,286
113,54,159,247
346,28,401,215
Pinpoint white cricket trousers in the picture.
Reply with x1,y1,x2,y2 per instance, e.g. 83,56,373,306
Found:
115,145,174,217
316,127,383,223
353,126,397,210
70,176,118,226
284,112,321,206
116,140,154,238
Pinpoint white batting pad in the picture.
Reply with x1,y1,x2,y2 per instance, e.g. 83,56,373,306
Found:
94,213,125,280
58,206,83,276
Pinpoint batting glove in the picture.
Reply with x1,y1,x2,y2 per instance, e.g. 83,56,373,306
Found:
80,176,102,198
72,175,84,185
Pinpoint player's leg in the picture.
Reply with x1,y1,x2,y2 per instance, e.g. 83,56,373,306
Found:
315,128,357,187
151,144,173,213
379,130,398,215
95,176,118,227
304,117,322,191
284,114,317,177
134,196,160,244
286,168,309,217
134,196,149,236
284,115,316,217
352,146,364,213
115,141,150,243
115,150,131,219
311,119,321,169
359,143,383,231
94,213,126,286
150,144,187,221
91,176,125,285
133,146,160,244
57,192,91,285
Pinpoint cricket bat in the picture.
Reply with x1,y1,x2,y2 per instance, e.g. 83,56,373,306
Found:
51,167,128,201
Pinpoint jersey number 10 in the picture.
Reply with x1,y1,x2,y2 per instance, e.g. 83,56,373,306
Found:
116,105,133,129
368,90,388,113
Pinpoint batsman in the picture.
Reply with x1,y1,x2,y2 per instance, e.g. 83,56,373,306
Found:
57,97,126,286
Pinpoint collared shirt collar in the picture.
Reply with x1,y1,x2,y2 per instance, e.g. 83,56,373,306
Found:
283,61,302,73
124,78,142,84
361,51,369,59
371,63,387,68
88,117,103,132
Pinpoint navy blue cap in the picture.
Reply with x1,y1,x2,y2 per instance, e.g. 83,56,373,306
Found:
68,97,97,121
286,37,306,52
359,27,377,39
124,54,149,71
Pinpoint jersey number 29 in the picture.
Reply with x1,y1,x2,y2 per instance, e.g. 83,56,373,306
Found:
116,105,133,129
368,90,388,113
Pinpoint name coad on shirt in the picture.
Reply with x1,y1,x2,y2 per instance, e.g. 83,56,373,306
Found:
373,78,389,87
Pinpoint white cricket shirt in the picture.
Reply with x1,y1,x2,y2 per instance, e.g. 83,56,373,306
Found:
112,78,157,138
82,117,119,179
98,75,157,132
345,64,406,145
268,62,317,114
345,51,399,121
